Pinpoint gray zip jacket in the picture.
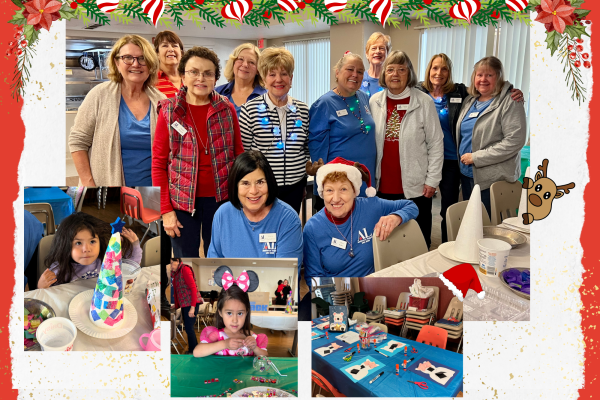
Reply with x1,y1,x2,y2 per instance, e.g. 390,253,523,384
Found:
456,81,527,190
370,88,444,199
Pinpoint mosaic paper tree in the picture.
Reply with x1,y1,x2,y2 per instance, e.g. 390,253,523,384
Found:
285,289,293,314
89,218,125,329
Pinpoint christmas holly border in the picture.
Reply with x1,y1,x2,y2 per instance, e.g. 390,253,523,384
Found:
6,0,590,103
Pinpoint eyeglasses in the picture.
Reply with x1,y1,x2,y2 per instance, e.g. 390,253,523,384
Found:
239,179,267,189
184,70,216,79
385,67,409,75
116,55,147,66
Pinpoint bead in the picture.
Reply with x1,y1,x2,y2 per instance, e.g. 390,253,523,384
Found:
261,117,269,124
290,133,297,141
294,119,302,127
273,126,280,134
258,104,267,112
276,141,284,149
289,105,297,113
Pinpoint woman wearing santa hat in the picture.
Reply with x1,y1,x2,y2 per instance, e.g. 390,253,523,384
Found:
303,158,419,278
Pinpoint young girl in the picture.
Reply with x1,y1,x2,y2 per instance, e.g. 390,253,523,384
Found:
38,212,142,288
194,266,268,357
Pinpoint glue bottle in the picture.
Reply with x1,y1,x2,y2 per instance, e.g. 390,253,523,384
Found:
396,364,399,376
404,345,407,355
403,359,407,372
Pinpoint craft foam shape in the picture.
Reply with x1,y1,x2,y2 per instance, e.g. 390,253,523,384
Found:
449,0,481,23
324,0,347,12
379,339,407,355
221,0,253,23
89,230,124,330
343,358,382,382
314,340,346,357
409,358,459,387
454,184,483,261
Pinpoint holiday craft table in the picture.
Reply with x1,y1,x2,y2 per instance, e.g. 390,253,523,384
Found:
311,318,463,397
24,187,75,225
24,265,160,351
171,355,298,397
251,310,298,356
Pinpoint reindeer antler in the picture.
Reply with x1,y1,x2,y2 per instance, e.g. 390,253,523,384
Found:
556,182,575,194
538,159,549,178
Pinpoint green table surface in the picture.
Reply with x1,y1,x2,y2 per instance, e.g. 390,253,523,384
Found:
171,355,298,397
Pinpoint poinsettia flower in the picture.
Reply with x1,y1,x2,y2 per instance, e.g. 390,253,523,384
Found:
22,0,62,32
534,0,577,34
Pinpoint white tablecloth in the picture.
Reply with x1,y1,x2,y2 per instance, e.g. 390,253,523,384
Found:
25,265,160,351
250,311,298,331
368,225,530,299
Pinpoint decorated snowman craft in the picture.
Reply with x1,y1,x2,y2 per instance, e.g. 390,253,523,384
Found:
89,218,125,329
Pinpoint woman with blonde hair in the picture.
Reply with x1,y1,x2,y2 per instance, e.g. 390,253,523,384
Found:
361,32,392,98
70,34,165,186
216,43,267,116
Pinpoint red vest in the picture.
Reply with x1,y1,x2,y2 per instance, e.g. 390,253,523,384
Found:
173,263,196,308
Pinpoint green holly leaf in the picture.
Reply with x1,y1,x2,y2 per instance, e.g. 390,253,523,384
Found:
564,24,590,40
571,0,585,8
11,0,24,8
529,0,541,5
9,8,27,25
23,23,39,44
574,9,591,18
545,30,560,56
59,5,78,20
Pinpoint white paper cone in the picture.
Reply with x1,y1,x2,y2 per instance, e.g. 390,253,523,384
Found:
455,184,484,261
516,167,530,224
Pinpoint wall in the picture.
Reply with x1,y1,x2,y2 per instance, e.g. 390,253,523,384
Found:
388,21,424,74
266,31,329,49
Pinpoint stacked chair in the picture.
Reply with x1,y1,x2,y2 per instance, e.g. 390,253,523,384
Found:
434,296,464,352
349,292,369,318
384,292,410,334
366,296,386,324
401,286,439,338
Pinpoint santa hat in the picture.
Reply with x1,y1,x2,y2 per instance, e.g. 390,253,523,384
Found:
316,157,376,198
439,263,486,302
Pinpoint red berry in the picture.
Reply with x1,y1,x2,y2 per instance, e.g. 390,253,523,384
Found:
70,1,77,8
5,49,11,57
13,25,20,31
20,40,27,47
582,53,589,60
574,60,581,68
576,45,584,52
584,61,591,68
8,41,15,48
195,0,204,4
570,52,577,60
16,49,22,56
13,32,21,39
568,45,574,51
586,20,591,25
424,0,433,4
304,0,313,3
263,10,272,18
576,38,584,44
297,1,305,9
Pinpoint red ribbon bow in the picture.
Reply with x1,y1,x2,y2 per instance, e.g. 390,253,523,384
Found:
222,270,251,291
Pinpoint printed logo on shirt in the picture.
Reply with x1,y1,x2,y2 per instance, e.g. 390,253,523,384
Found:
262,241,277,255
357,228,373,244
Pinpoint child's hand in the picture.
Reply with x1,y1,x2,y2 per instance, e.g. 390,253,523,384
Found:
243,336,257,351
38,269,57,289
121,227,139,244
225,338,244,350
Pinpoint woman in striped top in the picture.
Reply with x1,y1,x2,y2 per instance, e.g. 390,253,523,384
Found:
239,47,310,214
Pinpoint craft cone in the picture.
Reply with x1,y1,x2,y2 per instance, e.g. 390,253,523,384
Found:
454,184,484,261
89,219,125,329
285,287,293,314
517,167,530,225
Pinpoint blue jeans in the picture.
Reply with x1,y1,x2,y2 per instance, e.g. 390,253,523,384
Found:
181,305,198,354
171,197,224,257
460,174,491,219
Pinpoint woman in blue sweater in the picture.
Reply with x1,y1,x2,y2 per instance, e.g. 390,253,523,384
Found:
208,150,303,263
303,158,418,278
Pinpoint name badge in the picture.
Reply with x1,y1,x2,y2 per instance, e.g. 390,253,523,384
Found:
450,97,462,104
172,121,187,136
468,112,480,118
331,238,347,250
336,109,349,117
259,233,277,243
397,104,409,111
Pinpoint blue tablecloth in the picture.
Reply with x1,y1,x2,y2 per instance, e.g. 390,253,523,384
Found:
311,318,463,397
24,187,74,225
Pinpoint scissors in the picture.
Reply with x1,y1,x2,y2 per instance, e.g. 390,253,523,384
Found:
408,381,428,390
410,346,418,353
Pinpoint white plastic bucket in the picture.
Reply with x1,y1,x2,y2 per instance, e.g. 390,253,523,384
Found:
36,317,77,351
477,238,511,277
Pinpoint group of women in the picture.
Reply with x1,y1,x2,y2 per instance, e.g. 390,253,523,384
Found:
69,30,527,280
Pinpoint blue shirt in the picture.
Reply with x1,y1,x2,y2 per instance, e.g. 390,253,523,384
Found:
24,210,44,288
459,99,493,177
215,81,267,117
360,73,383,98
308,90,376,197
207,199,303,266
431,94,457,160
303,197,419,278
118,98,152,186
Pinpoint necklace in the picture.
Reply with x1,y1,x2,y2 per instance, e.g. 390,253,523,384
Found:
334,88,369,135
331,211,355,258
187,104,209,155
257,95,302,151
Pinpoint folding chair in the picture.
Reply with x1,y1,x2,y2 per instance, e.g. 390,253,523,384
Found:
24,203,56,235
373,220,428,272
446,201,492,242
140,236,160,268
490,180,523,225
120,187,161,243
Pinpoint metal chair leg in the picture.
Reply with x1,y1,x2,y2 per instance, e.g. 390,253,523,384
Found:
457,335,463,353
171,340,181,354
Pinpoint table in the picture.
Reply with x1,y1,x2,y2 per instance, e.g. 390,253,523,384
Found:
251,310,298,357
171,355,298,397
24,187,74,225
25,265,160,351
311,318,463,397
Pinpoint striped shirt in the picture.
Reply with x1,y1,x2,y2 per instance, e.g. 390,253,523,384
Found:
156,70,179,98
240,94,310,186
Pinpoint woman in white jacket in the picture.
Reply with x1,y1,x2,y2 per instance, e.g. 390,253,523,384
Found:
369,51,443,249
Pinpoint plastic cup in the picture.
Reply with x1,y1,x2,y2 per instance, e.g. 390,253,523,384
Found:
36,317,77,351
122,259,141,296
139,328,161,351
477,238,511,277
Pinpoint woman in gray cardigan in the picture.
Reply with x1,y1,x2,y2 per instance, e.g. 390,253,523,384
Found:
456,56,527,217
369,51,444,249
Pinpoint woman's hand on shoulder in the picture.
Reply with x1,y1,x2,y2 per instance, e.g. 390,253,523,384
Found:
37,269,57,289
510,88,524,103
121,227,139,244
374,214,402,241
163,211,183,238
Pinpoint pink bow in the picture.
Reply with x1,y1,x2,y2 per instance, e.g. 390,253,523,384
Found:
222,270,251,291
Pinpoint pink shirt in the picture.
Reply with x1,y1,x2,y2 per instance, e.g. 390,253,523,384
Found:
200,327,268,356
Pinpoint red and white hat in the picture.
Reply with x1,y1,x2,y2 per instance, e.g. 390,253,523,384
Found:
439,263,486,301
315,157,376,198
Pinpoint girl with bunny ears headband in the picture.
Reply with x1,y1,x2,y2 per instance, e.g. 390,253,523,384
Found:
193,266,269,358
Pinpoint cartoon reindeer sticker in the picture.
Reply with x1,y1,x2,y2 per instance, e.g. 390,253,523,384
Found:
522,159,575,225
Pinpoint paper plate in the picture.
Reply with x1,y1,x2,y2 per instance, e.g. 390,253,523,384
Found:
438,242,479,264
502,217,531,233
68,290,138,339
231,386,296,397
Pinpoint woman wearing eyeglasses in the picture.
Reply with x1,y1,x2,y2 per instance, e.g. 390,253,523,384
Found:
216,43,267,117
152,46,244,257
69,34,166,186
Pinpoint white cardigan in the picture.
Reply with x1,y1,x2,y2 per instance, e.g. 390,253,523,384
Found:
369,88,444,199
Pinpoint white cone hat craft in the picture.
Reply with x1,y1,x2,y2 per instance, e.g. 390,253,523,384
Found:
454,184,484,262
89,218,125,329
